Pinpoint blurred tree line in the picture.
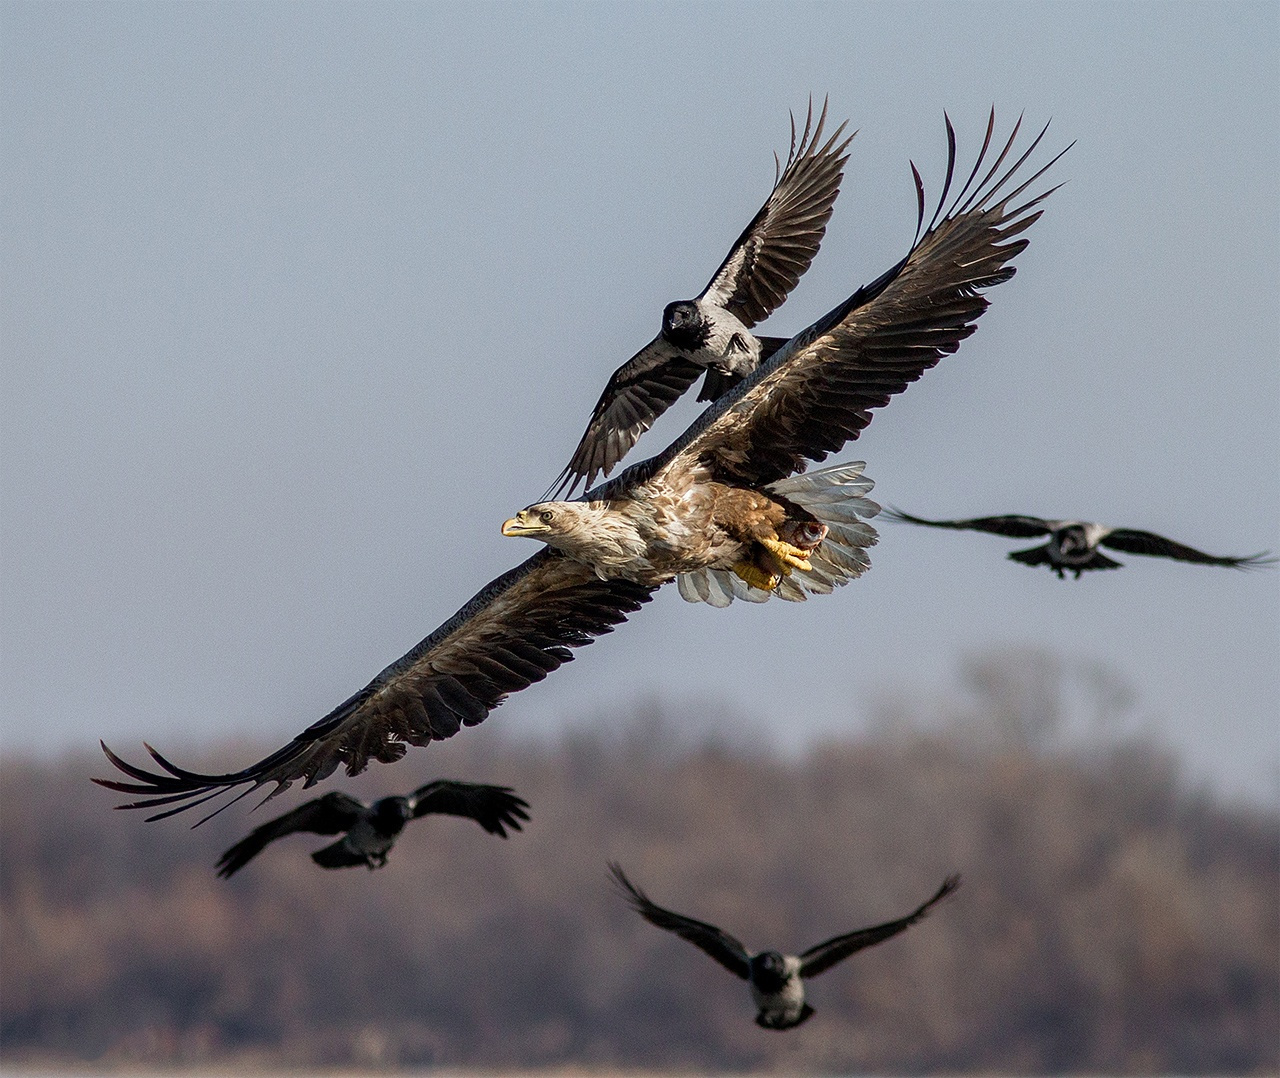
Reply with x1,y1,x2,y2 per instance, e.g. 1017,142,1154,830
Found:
1,649,1276,1073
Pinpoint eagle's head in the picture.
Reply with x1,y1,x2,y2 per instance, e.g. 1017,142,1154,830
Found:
502,501,598,550
502,500,645,570
502,501,573,539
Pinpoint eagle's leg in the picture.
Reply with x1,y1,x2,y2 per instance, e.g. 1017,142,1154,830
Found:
729,535,815,591
759,536,814,572
731,561,782,592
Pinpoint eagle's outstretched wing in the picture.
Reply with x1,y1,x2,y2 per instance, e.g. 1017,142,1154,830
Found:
882,508,1055,539
799,874,961,979
549,101,852,497
96,552,654,821
407,779,530,837
214,790,365,878
630,111,1069,492
699,96,853,325
1098,528,1276,569
609,862,751,980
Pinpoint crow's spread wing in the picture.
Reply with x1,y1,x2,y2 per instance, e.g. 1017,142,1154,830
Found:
799,874,961,978
640,112,1069,491
700,97,853,325
309,839,370,870
547,341,703,497
407,779,531,837
1099,528,1276,569
548,101,852,498
97,552,654,821
215,790,365,878
609,862,751,980
883,508,1054,539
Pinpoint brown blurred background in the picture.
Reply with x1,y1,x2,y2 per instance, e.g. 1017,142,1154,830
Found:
3,649,1275,1074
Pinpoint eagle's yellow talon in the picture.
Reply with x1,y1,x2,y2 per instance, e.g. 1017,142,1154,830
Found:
760,537,813,571
732,562,781,592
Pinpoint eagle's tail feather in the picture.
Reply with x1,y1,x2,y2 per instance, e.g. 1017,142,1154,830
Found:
776,460,879,601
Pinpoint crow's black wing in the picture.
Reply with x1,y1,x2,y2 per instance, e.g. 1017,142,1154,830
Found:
609,862,750,979
215,790,365,878
700,97,853,326
883,508,1054,539
1099,528,1276,569
407,779,531,837
799,874,961,978
546,341,703,497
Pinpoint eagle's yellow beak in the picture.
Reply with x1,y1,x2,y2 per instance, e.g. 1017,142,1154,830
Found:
501,510,549,538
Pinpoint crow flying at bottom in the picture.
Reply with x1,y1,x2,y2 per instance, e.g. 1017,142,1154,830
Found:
883,508,1276,579
610,864,960,1030
215,780,529,877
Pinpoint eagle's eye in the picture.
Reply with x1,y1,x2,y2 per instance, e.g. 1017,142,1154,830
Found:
539,509,554,524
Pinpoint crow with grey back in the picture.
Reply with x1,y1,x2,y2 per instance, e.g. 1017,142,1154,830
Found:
883,508,1276,579
610,863,960,1030
215,779,529,877
548,99,854,497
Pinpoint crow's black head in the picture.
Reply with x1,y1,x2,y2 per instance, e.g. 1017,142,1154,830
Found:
1054,524,1092,562
370,797,413,835
749,950,790,993
661,300,710,351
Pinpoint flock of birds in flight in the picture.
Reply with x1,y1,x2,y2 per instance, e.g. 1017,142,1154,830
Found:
95,100,1272,1031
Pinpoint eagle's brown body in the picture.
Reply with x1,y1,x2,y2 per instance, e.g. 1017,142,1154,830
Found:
502,467,826,590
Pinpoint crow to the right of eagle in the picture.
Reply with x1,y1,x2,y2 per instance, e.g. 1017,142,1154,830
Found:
215,779,529,877
610,863,961,1030
547,98,854,497
94,111,1065,822
882,508,1276,579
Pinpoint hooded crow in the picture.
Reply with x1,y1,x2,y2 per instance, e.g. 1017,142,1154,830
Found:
215,779,529,877
548,99,853,496
610,864,960,1031
883,508,1276,579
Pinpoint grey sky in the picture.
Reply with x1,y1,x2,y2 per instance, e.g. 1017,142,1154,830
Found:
2,2,1277,804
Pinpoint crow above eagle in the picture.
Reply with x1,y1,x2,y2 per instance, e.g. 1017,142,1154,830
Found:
547,98,854,498
96,111,1067,822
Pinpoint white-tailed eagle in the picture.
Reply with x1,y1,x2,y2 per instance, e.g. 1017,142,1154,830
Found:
96,112,1065,820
